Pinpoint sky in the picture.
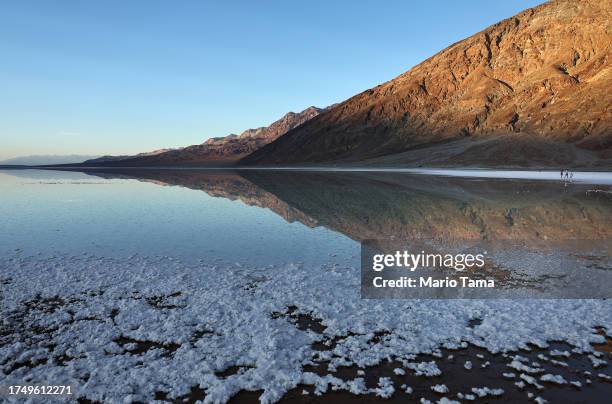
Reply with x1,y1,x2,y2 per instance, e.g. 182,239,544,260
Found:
0,0,543,160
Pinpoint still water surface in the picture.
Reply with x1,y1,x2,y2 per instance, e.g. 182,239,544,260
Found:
2,168,610,266
0,169,357,266
0,169,612,266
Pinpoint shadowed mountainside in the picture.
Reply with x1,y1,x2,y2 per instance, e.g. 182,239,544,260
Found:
243,0,612,168
85,148,177,164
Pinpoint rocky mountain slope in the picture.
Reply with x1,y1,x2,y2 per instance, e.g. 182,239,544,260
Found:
83,106,323,166
242,0,611,167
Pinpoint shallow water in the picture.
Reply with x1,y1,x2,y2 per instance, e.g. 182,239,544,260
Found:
2,168,611,262
2,168,611,294
0,169,357,267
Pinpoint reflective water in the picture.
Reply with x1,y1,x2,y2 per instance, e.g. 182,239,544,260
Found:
0,169,357,267
2,168,610,269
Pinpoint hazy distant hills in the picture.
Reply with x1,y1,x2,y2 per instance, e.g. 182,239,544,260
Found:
85,148,178,164
0,155,99,166
243,0,612,168
82,106,324,167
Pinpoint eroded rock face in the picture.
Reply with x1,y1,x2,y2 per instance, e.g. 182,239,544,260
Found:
243,0,612,166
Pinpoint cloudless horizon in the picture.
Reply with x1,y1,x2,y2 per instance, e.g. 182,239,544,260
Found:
1,0,543,160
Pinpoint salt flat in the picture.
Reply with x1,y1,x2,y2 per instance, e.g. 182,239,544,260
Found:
1,254,610,403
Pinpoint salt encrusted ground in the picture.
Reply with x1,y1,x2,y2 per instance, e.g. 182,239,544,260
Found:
1,254,611,403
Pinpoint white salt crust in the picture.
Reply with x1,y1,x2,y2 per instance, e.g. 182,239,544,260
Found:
1,254,611,403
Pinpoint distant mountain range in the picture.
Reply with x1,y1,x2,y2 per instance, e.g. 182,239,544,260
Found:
242,0,611,168
81,106,324,166
0,155,99,166
85,148,179,164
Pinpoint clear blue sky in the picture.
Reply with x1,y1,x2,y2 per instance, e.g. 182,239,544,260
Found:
0,0,543,160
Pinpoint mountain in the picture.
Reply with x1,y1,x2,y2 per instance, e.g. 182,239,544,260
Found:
82,106,324,166
84,148,178,164
242,0,612,168
0,155,99,166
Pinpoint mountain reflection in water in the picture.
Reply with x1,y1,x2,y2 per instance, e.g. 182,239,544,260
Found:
80,168,612,242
